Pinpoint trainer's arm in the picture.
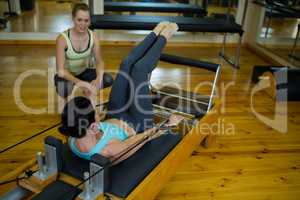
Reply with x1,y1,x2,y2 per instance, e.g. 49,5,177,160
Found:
92,33,104,88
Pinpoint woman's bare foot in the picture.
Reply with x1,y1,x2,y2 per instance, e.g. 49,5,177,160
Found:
153,21,170,36
160,23,178,40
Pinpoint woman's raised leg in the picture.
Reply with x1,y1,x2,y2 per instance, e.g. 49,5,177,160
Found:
128,23,178,132
107,22,169,117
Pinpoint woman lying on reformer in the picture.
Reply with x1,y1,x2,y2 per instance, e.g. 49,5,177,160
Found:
59,22,184,164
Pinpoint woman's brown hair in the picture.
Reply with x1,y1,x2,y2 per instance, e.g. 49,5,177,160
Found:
72,3,90,18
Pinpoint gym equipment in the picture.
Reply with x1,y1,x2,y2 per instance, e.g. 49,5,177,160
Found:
1,105,220,200
103,2,207,17
89,0,249,68
90,14,244,68
0,55,221,200
0,0,18,29
289,23,300,62
153,53,221,118
0,17,7,29
252,65,300,101
253,0,300,38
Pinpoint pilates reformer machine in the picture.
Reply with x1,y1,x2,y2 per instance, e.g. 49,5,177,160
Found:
88,0,248,68
103,1,208,17
0,54,221,200
253,0,300,38
252,65,300,101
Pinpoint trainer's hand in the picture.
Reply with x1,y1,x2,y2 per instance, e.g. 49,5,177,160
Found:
79,81,96,97
166,114,184,127
91,77,100,89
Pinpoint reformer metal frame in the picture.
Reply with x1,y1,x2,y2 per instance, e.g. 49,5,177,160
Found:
150,62,221,114
33,144,58,181
219,0,248,69
289,23,300,61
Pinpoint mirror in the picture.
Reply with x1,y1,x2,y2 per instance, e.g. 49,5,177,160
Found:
255,0,300,67
1,0,74,33
0,0,239,35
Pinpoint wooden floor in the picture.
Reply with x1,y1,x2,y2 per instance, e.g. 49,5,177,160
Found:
0,44,300,199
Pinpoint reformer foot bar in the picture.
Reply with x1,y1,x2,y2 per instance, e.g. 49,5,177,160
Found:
0,55,221,200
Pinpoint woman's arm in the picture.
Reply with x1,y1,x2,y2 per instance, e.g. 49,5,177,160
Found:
101,115,184,164
101,127,161,164
91,33,105,88
90,33,105,121
101,134,148,164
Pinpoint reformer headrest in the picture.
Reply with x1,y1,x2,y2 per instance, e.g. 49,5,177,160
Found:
160,53,219,72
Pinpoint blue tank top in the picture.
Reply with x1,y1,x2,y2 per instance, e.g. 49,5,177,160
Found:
69,122,128,160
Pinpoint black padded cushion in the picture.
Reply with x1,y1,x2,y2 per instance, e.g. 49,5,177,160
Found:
279,68,300,101
91,15,244,35
107,133,182,197
253,0,300,18
266,8,300,18
60,132,182,198
251,65,286,83
32,180,81,200
251,66,300,101
61,144,90,180
104,2,207,15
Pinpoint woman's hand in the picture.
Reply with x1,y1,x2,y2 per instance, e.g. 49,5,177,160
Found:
78,81,96,97
166,114,185,127
91,76,101,89
95,111,101,123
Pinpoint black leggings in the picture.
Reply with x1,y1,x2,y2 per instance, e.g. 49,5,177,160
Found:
107,32,167,132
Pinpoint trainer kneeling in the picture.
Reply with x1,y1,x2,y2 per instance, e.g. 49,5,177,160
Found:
55,3,110,116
